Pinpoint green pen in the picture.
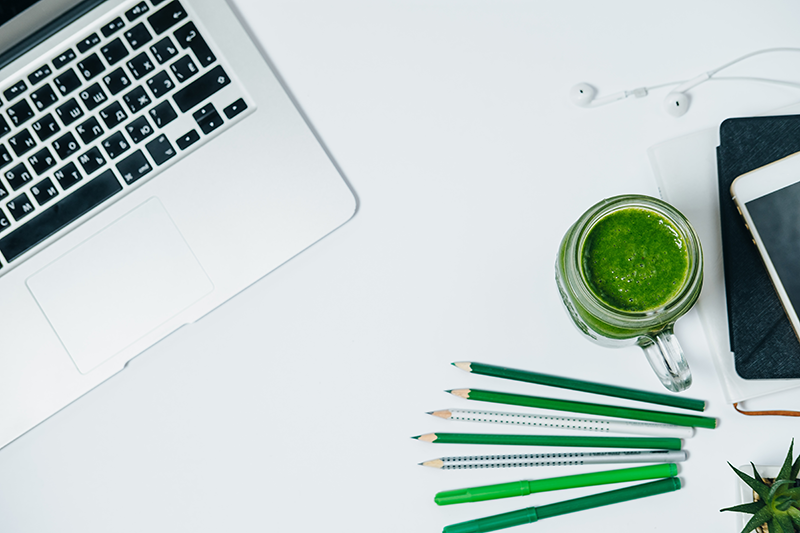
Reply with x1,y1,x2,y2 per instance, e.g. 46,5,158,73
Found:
442,477,681,533
434,463,677,505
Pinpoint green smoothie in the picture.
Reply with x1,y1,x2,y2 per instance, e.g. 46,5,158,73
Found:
580,207,689,313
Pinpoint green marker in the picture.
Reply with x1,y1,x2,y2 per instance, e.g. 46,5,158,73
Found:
443,477,681,533
435,463,677,505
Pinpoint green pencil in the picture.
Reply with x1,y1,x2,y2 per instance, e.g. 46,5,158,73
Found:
435,463,677,505
453,361,706,412
413,433,682,450
449,388,717,429
442,477,681,533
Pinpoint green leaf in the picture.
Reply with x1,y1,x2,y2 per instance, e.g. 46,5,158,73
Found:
721,501,766,514
788,507,800,528
778,440,796,481
768,479,795,503
729,462,771,501
773,513,794,533
741,505,773,533
792,452,800,481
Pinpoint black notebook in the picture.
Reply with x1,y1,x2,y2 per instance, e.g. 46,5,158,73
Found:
717,115,800,379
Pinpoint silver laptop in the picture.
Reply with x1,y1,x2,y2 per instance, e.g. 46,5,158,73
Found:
0,0,356,449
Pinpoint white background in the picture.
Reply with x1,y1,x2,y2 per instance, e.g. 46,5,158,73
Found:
3,0,800,531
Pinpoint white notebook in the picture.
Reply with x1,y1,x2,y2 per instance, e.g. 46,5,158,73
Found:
647,104,800,406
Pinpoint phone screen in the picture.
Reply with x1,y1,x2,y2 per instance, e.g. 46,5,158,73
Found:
747,179,800,313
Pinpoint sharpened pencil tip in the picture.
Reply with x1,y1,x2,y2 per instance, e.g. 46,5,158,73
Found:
453,362,472,372
411,435,420,440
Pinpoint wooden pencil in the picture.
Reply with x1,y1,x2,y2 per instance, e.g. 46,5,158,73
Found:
448,388,717,429
412,432,682,450
453,361,706,411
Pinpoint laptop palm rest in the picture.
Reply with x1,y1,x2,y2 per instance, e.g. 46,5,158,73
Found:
26,198,214,374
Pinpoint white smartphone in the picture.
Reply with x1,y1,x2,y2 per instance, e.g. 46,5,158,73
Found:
731,151,800,340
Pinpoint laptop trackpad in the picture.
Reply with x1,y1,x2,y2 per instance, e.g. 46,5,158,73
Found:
27,198,214,374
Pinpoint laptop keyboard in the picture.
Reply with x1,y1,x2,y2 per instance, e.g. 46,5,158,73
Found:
0,0,251,272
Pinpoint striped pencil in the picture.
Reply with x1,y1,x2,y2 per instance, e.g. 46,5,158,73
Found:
428,408,693,438
420,450,688,470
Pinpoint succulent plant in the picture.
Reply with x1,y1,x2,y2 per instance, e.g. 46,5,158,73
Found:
721,440,800,533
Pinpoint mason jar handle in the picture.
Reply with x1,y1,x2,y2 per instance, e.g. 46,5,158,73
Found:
639,327,692,392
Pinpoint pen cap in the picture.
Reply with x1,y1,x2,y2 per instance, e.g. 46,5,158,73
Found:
435,481,529,506
442,506,538,533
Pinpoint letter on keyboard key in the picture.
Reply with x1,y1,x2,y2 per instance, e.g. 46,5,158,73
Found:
0,170,122,262
172,65,230,112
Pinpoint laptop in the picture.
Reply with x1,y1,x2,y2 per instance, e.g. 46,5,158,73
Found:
0,0,356,449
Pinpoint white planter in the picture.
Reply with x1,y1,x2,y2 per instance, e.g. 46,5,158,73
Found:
734,465,797,533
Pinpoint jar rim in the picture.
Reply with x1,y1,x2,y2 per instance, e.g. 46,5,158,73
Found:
564,195,703,325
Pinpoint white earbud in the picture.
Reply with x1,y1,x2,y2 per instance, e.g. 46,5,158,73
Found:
569,83,596,107
663,92,690,117
569,83,637,108
662,74,709,117
571,47,800,117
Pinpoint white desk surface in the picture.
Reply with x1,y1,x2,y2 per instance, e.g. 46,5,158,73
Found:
3,1,800,531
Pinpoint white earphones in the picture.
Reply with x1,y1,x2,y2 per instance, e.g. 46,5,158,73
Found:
571,48,800,117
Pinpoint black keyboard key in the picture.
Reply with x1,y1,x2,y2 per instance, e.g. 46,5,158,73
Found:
126,52,156,79
78,147,106,174
0,208,8,232
30,84,58,111
0,145,11,170
145,134,175,165
102,67,131,95
53,162,82,189
170,55,197,83
150,37,178,64
77,53,105,81
54,68,81,95
32,114,61,141
116,149,152,184
176,129,199,150
0,169,122,262
125,1,149,21
124,23,152,50
76,33,101,53
30,178,59,206
3,80,27,101
79,82,107,110
125,115,154,143
192,103,222,134
102,131,130,159
152,0,168,5
7,99,34,126
148,1,187,34
146,70,174,98
101,17,125,37
55,98,83,126
52,49,76,69
223,98,247,119
8,130,36,157
101,38,129,66
76,116,104,144
149,100,177,128
27,65,52,86
0,117,9,138
6,192,34,221
52,132,80,160
173,65,230,112
122,86,151,113
99,101,128,128
4,163,33,190
28,147,56,175
173,22,215,67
